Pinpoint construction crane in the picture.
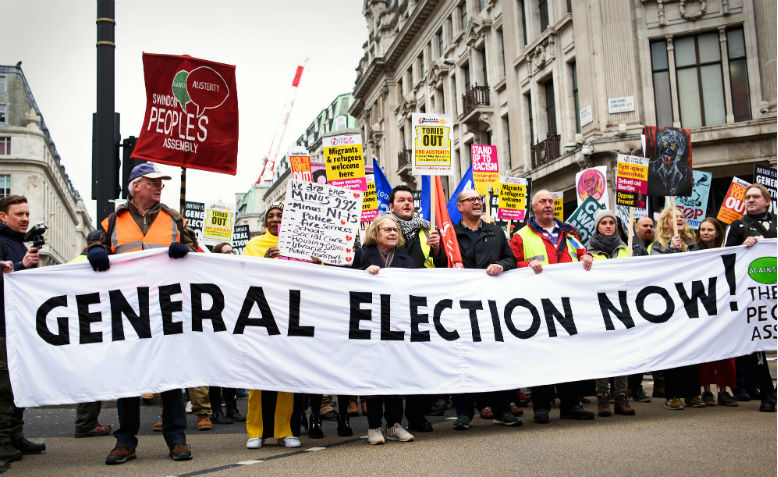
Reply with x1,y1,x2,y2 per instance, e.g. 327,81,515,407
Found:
254,59,308,185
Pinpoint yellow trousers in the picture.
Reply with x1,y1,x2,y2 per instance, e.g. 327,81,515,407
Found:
245,390,294,439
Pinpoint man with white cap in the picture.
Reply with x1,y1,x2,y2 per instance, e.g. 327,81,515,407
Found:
87,162,196,465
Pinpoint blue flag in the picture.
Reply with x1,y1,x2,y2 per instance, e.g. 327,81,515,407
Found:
446,165,474,225
372,158,392,216
419,176,432,221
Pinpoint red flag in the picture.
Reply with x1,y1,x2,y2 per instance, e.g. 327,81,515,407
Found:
132,53,239,175
433,176,464,268
291,65,304,87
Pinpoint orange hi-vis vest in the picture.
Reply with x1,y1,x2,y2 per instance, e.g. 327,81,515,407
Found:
101,208,181,254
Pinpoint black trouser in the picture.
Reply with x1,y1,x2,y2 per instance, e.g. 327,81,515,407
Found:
366,397,403,429
532,382,580,412
404,395,429,425
209,387,236,411
75,402,102,433
454,391,510,418
747,352,776,397
308,394,350,416
664,364,700,399
0,337,23,443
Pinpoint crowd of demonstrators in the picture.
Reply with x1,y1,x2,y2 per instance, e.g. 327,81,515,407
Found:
724,183,777,412
510,190,595,425
0,195,45,461
352,215,417,445
86,164,195,465
452,189,521,430
587,210,636,418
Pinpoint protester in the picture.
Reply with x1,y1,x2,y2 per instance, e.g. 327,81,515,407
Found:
587,210,636,417
87,163,195,464
388,184,446,432
650,207,705,410
452,189,521,430
0,195,46,461
723,183,777,412
306,394,352,439
629,216,656,402
692,218,739,407
510,189,594,424
352,215,416,445
207,242,246,426
243,202,304,449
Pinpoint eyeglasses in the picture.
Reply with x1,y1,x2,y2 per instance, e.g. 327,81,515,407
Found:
459,196,484,204
380,227,399,234
144,181,165,189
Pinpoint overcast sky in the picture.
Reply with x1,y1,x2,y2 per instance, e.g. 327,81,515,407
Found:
1,0,366,223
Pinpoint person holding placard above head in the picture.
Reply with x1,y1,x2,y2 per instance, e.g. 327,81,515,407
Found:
723,183,777,413
509,189,595,425
587,209,636,418
351,215,417,445
451,189,522,430
694,219,739,408
650,207,704,411
243,202,304,449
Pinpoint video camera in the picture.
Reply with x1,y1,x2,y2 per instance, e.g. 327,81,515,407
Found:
24,223,47,249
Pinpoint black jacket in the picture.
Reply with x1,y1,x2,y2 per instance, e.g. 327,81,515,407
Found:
0,223,33,336
725,213,777,246
397,228,448,269
352,244,418,270
454,220,516,271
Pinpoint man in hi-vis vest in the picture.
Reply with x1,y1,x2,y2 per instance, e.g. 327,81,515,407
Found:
510,189,595,425
87,162,196,465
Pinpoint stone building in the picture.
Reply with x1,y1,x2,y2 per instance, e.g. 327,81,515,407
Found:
0,65,93,265
351,0,776,217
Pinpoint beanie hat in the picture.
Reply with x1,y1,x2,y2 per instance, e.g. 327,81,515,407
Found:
593,208,617,227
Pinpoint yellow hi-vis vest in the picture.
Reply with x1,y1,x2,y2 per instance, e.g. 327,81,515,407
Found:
517,226,579,265
591,247,630,260
419,229,435,268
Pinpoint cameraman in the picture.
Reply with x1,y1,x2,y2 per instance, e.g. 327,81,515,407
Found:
0,195,45,461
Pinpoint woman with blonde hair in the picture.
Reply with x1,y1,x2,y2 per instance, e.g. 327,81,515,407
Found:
650,207,703,410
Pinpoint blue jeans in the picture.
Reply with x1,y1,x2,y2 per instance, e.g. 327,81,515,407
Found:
454,391,510,419
114,389,187,448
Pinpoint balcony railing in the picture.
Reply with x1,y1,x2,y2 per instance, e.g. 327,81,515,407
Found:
462,85,490,116
530,133,561,169
397,149,412,172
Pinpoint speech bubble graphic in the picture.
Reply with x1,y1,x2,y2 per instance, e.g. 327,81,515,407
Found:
185,66,230,117
172,70,190,111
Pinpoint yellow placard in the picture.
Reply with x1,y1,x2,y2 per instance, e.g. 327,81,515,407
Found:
324,135,366,191
552,192,564,220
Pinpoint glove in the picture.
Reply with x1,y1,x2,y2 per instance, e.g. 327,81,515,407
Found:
87,247,110,272
168,242,190,259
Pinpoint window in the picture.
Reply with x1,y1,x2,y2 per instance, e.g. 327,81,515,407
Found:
452,73,458,114
539,0,549,32
497,28,506,78
518,0,527,47
460,1,468,31
479,48,488,86
571,62,580,133
502,115,511,165
650,39,674,127
464,64,471,92
0,75,6,94
674,31,725,127
478,0,486,11
437,29,445,57
0,103,6,125
0,137,9,155
727,27,751,122
0,175,8,198
544,79,556,135
418,53,425,79
525,92,534,145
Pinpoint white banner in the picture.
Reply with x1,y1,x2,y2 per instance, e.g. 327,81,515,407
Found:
4,242,776,407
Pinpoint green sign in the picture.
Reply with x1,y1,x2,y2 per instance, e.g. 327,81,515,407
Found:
748,257,777,284
566,195,605,246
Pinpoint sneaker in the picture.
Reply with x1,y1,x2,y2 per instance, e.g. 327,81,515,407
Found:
75,423,112,438
493,411,522,426
597,394,612,417
11,438,45,454
197,414,212,431
631,387,651,403
386,422,414,442
367,427,385,445
185,401,193,414
560,405,594,420
453,415,471,430
516,390,531,406
686,396,706,408
0,442,22,461
246,438,262,449
152,420,162,432
701,391,716,406
105,446,135,465
479,406,494,419
282,436,301,448
614,394,636,416
664,398,684,410
533,408,550,424
509,402,524,417
717,392,738,407
169,442,192,461
734,391,751,402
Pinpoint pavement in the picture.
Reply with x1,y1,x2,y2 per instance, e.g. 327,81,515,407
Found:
3,375,776,476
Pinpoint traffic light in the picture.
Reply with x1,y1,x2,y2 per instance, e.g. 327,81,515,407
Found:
121,136,142,199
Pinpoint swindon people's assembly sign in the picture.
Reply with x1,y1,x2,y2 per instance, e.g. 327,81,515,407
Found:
5,241,775,407
132,53,238,175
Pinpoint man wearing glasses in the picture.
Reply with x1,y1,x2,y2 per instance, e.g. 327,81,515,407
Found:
450,189,520,430
87,162,196,464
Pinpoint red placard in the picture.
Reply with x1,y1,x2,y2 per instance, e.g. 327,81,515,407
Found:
132,52,239,175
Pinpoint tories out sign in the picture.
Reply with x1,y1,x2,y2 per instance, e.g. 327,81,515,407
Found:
132,53,239,175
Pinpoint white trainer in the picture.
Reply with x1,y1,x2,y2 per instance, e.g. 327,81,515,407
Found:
282,436,301,448
246,437,262,449
367,427,385,445
386,423,414,442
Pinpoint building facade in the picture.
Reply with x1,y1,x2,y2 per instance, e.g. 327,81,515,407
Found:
352,0,776,217
0,65,93,265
